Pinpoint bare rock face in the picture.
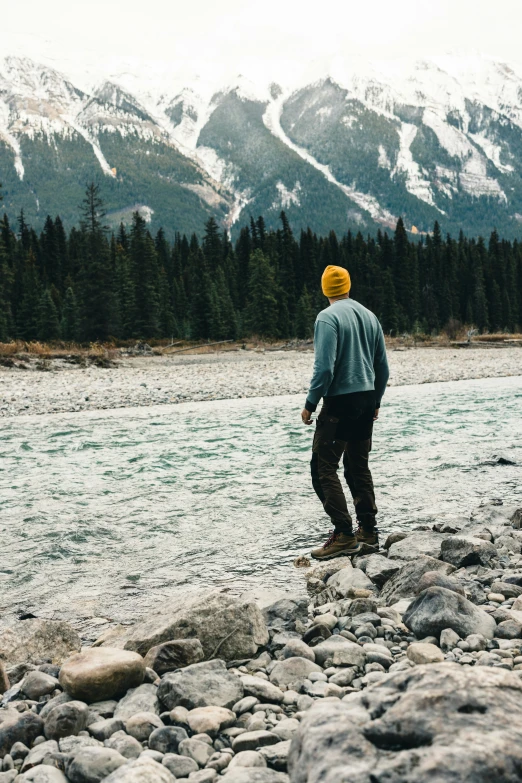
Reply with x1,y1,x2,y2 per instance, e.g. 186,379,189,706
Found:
380,557,456,605
117,593,269,662
403,587,497,640
59,648,145,702
143,639,204,676
0,620,81,667
288,664,522,783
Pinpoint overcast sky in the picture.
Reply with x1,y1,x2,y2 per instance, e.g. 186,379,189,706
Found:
3,0,521,85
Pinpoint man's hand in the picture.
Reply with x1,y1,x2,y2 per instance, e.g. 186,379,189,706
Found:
301,408,313,425
373,408,380,421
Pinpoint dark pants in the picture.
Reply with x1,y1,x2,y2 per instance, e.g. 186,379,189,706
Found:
310,392,377,534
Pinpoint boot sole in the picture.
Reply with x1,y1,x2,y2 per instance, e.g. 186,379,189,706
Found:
311,545,362,561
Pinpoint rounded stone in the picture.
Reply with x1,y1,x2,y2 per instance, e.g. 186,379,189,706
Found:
21,671,61,701
186,706,236,735
125,712,164,742
59,648,145,702
407,643,445,665
66,746,127,783
44,701,89,740
228,750,267,768
148,726,189,755
161,752,199,777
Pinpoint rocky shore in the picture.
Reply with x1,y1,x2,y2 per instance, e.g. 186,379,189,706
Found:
1,499,522,782
1,347,521,417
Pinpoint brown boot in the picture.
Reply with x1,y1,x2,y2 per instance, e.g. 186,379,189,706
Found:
356,524,380,553
311,530,361,560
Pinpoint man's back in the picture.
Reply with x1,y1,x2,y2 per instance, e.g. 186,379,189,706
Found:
305,297,389,411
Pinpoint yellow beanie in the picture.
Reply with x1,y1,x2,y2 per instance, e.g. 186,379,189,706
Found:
321,265,351,298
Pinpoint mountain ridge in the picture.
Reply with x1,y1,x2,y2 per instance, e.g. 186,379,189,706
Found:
2,53,522,237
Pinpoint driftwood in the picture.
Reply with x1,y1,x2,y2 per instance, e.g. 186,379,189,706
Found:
167,339,235,355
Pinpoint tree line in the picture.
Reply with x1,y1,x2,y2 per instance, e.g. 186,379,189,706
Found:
0,183,521,343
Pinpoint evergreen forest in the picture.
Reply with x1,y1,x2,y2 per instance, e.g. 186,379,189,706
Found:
0,184,521,344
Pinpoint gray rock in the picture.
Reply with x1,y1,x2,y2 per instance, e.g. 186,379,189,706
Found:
143,640,204,676
58,735,100,754
21,740,58,771
406,643,444,664
66,747,127,783
16,769,67,782
416,571,466,596
327,568,374,597
10,741,30,761
104,730,142,759
465,634,488,652
440,628,461,651
161,752,198,777
222,768,288,782
404,587,497,640
271,719,299,742
87,717,125,741
229,750,267,768
380,557,456,605
289,663,522,782
241,677,284,704
44,701,89,740
440,536,498,568
0,772,17,783
0,620,81,667
281,640,315,662
149,726,189,755
178,737,213,766
232,732,280,753
20,672,60,701
0,709,43,758
118,593,269,662
186,706,235,735
268,659,321,690
39,694,74,720
387,531,446,561
496,620,522,639
263,599,308,633
232,696,259,715
59,648,145,703
312,636,366,668
125,712,164,742
365,555,403,588
102,757,176,782
113,684,161,720
88,700,118,719
258,740,290,772
157,660,243,711
347,598,379,616
491,581,522,599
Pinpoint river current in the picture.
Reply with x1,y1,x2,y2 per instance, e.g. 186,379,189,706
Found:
1,375,521,633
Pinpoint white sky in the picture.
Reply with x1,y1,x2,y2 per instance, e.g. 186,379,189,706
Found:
3,0,521,87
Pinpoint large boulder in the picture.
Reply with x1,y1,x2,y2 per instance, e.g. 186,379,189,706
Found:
0,709,43,758
380,557,456,605
364,555,403,589
0,620,80,667
117,593,268,661
387,531,446,561
157,659,244,711
263,598,308,633
143,640,204,675
59,648,145,702
403,586,497,640
326,568,374,597
288,663,522,782
440,536,498,568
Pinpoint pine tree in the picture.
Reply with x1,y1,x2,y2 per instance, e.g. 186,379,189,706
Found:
245,250,280,338
61,287,80,341
37,289,60,340
295,286,315,339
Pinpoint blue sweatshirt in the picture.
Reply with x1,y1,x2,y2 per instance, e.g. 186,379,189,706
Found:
305,298,390,412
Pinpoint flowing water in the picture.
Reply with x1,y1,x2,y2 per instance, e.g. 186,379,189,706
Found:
1,375,521,635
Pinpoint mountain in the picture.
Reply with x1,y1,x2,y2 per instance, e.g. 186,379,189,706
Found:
2,54,522,238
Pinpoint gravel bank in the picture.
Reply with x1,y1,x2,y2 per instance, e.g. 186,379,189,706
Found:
1,347,522,417
1,500,522,782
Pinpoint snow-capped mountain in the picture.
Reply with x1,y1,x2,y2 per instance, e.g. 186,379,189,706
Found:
2,53,522,238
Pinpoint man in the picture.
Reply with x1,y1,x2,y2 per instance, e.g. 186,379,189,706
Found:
301,265,389,559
